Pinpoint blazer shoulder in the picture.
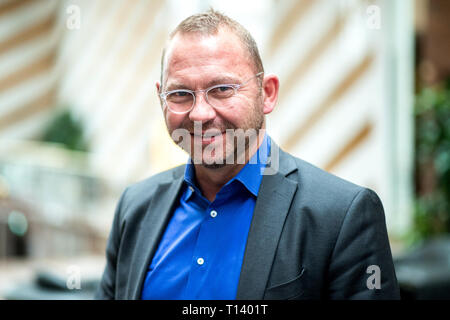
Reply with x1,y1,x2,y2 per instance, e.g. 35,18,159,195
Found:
293,155,362,191
120,164,186,208
282,152,386,239
285,152,371,211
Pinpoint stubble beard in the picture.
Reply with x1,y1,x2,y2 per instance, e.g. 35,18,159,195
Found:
170,95,265,169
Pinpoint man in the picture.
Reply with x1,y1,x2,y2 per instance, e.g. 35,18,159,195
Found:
96,9,400,300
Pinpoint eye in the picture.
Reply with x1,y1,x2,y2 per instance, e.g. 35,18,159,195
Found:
208,85,235,99
166,91,193,103
173,91,189,97
217,86,232,92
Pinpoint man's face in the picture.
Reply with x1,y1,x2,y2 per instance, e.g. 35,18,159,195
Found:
158,28,264,168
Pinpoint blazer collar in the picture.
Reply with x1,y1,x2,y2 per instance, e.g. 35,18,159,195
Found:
128,172,185,299
235,139,299,299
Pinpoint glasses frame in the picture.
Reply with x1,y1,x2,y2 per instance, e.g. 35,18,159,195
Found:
159,72,264,114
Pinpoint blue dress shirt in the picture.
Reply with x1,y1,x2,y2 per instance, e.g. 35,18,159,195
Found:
141,135,270,300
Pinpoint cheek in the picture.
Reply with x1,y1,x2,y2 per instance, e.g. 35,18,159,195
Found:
165,113,185,132
233,96,260,121
223,97,253,119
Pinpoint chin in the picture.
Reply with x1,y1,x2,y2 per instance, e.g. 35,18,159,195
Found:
200,162,228,170
196,155,227,169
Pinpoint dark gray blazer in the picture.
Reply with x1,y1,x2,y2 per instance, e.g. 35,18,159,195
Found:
96,140,400,300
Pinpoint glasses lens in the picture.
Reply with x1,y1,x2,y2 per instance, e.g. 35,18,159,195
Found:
166,91,194,113
206,85,235,109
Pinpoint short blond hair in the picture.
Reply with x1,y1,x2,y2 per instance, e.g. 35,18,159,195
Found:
160,9,264,86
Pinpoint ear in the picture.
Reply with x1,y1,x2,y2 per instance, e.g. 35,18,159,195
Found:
261,74,279,115
156,81,163,107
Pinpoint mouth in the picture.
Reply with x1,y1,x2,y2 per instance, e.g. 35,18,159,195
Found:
190,131,225,145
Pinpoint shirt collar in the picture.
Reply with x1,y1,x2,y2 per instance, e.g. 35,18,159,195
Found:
183,134,270,198
232,133,270,196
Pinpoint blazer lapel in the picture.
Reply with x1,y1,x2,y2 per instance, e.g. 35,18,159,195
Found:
128,170,185,299
236,145,298,300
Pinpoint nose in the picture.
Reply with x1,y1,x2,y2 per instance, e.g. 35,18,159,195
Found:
188,91,216,123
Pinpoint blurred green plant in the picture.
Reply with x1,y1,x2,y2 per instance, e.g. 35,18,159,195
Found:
410,79,450,244
40,109,88,152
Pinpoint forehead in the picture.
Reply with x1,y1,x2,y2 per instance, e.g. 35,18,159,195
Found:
163,29,254,86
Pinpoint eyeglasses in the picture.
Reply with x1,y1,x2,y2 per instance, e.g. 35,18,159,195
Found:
159,72,264,114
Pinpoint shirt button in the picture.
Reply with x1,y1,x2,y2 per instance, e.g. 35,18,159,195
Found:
210,210,217,218
197,257,204,265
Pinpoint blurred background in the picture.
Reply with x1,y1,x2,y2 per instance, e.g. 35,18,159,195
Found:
0,0,449,299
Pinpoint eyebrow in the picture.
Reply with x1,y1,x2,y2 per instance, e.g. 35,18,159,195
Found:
165,76,242,92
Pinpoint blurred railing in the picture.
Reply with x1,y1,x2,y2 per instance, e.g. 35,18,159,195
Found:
0,139,120,259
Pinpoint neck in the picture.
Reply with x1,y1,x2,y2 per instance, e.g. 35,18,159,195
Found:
194,131,265,202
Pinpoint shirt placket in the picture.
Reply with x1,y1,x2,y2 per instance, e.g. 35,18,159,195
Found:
184,200,221,299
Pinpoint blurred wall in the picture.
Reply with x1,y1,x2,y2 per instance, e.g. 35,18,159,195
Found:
0,0,59,138
0,0,416,239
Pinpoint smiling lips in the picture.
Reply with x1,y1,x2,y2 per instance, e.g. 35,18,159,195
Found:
191,131,225,145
